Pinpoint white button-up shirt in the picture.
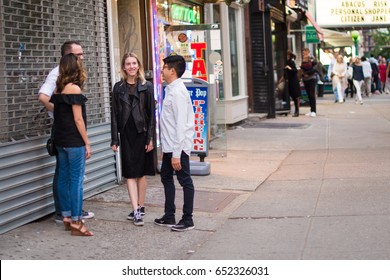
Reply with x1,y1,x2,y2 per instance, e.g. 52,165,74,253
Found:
161,78,194,158
38,66,59,119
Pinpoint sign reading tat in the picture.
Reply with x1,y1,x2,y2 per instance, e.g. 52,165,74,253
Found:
316,0,390,27
190,42,207,81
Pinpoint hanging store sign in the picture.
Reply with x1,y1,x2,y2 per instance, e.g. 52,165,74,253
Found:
305,26,320,43
316,0,390,27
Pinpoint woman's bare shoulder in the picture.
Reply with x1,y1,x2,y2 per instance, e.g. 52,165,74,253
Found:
62,83,81,94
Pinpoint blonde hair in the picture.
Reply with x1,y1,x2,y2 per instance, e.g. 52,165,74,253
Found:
120,52,146,85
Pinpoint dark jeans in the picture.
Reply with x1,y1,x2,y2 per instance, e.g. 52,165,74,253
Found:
303,79,317,113
160,151,194,222
53,156,61,216
51,125,61,216
347,79,355,98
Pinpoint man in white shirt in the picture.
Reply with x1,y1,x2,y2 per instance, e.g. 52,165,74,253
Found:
38,41,94,223
154,55,195,232
361,56,372,97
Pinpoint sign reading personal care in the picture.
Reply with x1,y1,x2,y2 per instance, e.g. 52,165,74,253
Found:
316,0,390,27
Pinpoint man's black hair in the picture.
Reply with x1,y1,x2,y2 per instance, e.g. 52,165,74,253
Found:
163,55,186,78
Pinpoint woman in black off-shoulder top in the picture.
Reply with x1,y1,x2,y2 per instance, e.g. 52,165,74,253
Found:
50,53,93,237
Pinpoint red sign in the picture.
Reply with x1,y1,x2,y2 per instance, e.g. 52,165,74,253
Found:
190,42,207,81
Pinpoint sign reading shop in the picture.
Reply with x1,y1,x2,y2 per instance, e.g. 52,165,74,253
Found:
316,0,390,27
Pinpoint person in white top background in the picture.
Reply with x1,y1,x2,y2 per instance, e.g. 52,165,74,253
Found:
154,55,196,232
38,41,94,224
361,56,372,97
331,55,348,103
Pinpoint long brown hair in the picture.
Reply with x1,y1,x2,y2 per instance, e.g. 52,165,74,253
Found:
120,52,146,85
56,53,87,93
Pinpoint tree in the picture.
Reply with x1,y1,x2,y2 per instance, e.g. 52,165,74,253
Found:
371,28,390,58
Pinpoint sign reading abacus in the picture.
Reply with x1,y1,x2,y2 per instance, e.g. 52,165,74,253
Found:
316,0,390,27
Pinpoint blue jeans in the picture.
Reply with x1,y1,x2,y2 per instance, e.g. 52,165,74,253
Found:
160,152,194,222
57,146,86,221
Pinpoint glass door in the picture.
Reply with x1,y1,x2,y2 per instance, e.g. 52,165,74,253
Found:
163,24,227,159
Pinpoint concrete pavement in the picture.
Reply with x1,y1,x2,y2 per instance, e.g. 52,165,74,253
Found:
1,93,390,260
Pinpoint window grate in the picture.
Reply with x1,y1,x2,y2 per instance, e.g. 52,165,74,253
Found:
0,0,112,143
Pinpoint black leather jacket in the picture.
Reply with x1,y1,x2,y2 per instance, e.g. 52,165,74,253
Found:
110,80,155,147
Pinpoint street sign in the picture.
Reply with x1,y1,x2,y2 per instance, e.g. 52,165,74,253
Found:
305,25,319,43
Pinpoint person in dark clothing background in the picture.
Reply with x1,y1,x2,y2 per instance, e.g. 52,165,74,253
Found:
285,50,301,117
301,48,317,117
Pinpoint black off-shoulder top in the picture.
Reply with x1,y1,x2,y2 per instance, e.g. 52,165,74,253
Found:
49,94,88,147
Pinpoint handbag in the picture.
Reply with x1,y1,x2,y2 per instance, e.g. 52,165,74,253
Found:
46,126,57,156
276,78,285,92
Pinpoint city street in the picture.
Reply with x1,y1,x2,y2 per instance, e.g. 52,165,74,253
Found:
1,93,390,260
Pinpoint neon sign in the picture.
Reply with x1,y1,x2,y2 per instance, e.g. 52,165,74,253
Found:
172,4,200,24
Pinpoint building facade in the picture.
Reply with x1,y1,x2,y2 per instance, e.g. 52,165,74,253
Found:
0,0,249,233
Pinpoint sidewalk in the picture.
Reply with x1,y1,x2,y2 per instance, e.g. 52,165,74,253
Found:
1,93,390,260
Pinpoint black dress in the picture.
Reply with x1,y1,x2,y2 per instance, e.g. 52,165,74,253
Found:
285,58,301,99
120,83,155,178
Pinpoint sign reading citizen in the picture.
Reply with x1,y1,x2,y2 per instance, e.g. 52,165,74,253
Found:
316,0,390,27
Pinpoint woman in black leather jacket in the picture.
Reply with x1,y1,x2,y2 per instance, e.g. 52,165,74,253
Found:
110,52,156,226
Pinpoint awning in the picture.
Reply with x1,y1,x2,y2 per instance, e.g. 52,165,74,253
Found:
321,29,353,47
304,12,324,41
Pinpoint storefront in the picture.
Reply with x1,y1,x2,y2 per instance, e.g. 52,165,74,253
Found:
203,2,249,124
248,0,288,117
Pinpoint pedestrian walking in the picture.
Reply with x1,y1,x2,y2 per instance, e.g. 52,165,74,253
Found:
352,57,364,105
378,57,387,93
154,55,196,232
361,56,372,97
110,53,156,227
285,50,301,117
386,58,390,94
331,54,348,103
301,48,317,117
346,58,355,98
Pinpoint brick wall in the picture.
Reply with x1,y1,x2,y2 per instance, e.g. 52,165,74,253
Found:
0,0,111,143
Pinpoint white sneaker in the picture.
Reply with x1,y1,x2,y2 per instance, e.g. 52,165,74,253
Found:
310,112,316,117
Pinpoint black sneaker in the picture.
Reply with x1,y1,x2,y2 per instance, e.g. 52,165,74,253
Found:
82,210,95,219
154,216,176,227
127,207,145,220
54,214,63,225
171,219,195,232
133,210,144,226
